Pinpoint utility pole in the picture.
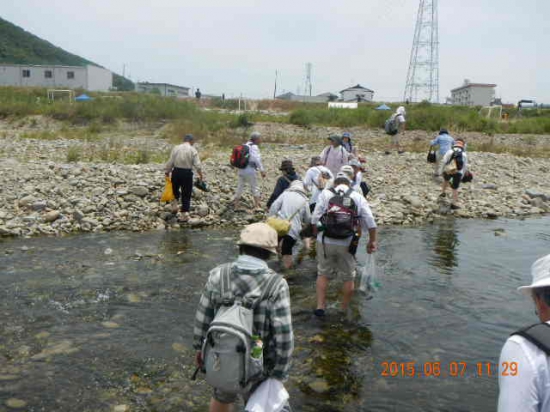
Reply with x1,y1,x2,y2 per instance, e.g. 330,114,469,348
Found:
273,70,278,99
305,63,313,96
404,0,439,103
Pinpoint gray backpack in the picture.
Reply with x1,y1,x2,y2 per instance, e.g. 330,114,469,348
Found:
201,263,283,394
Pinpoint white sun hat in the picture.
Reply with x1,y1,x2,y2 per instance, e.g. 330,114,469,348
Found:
518,254,550,296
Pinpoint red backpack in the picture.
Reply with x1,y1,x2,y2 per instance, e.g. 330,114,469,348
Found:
230,144,250,169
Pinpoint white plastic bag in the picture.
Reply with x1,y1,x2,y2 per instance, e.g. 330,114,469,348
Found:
245,378,289,412
359,253,381,295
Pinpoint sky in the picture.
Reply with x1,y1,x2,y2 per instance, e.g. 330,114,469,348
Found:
2,0,548,103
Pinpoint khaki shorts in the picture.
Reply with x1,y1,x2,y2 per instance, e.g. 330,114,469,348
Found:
316,241,356,282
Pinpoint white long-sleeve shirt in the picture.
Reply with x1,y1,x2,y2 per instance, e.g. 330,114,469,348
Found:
239,142,264,176
498,321,550,412
268,190,311,240
303,166,334,205
165,142,202,173
311,186,377,246
320,145,350,176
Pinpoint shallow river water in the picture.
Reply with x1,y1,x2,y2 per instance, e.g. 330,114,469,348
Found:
1,216,549,411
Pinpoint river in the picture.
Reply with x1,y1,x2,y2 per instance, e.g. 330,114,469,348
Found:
1,216,549,411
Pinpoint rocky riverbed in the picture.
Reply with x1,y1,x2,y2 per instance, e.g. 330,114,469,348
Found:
0,122,549,238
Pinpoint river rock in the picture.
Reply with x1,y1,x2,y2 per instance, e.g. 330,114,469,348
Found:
482,184,497,190
525,188,546,199
5,398,27,409
113,405,130,412
43,210,60,222
18,195,36,207
130,186,148,197
197,205,209,217
308,379,330,394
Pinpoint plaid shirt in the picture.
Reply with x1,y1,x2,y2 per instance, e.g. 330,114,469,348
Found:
192,255,293,381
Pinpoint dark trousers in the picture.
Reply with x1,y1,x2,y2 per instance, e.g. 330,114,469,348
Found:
172,168,193,212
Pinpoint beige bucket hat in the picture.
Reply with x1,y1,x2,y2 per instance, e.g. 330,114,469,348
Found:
237,223,278,254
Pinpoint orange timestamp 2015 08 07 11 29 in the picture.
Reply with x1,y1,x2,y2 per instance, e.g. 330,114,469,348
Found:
380,361,519,378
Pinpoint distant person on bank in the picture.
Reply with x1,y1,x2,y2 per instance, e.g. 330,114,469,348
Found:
430,128,455,177
268,180,311,269
266,160,301,210
195,88,202,99
233,131,266,211
165,134,204,220
341,132,358,158
498,254,550,412
439,138,468,210
320,135,351,176
386,106,406,155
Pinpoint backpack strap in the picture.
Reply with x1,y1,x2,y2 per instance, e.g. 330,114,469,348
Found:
511,323,550,356
220,263,235,305
252,273,283,309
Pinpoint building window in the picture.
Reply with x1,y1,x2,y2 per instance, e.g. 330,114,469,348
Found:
22,69,31,78
45,70,53,79
67,71,75,79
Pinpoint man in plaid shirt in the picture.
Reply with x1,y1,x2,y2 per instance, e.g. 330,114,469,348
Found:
193,223,294,411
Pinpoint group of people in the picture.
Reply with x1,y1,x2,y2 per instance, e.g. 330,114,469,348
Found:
164,129,550,412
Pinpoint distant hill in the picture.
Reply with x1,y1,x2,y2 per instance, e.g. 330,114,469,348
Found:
0,17,134,91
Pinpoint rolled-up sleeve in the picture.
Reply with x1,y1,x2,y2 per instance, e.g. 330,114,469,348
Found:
269,281,293,381
358,196,377,231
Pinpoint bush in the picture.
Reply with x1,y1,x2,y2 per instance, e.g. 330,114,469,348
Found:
289,109,313,127
66,145,81,162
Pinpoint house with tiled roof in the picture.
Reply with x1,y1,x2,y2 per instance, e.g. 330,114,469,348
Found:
340,84,374,102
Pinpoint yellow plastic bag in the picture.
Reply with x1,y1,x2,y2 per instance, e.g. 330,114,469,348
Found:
160,176,175,202
266,216,291,237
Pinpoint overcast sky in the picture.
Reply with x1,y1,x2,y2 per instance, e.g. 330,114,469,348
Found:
2,0,548,103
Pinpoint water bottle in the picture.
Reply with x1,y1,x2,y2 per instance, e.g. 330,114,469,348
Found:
251,335,263,359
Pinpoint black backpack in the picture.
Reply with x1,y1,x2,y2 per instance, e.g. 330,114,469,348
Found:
322,188,358,239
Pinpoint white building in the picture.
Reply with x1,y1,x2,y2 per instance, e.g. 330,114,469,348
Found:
451,80,497,107
0,64,112,91
340,84,375,102
136,82,190,98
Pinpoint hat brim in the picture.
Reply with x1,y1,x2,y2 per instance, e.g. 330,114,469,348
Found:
237,240,277,255
518,279,550,295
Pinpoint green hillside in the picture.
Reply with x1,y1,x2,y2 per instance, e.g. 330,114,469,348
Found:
0,17,134,91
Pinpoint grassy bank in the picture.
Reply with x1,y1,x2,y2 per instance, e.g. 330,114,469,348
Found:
1,87,550,136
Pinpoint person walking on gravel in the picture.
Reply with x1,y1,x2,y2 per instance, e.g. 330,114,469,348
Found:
385,106,406,155
320,135,351,176
165,134,204,220
233,131,266,211
430,128,455,177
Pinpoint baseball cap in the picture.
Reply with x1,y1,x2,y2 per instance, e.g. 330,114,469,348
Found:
237,223,278,254
518,254,550,296
349,159,361,168
250,131,261,141
184,134,194,142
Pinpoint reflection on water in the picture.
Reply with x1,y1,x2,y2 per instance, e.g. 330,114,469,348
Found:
431,218,460,274
0,216,549,411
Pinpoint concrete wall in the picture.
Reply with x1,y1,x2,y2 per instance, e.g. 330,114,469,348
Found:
86,65,112,91
341,89,374,102
0,64,111,91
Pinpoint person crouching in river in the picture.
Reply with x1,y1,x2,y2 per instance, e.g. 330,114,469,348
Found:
165,134,204,220
268,180,311,269
439,138,468,210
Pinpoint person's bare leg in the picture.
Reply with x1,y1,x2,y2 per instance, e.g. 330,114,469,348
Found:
452,189,459,205
441,180,449,194
253,196,261,210
316,275,329,310
282,255,293,269
342,280,355,310
210,398,234,412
